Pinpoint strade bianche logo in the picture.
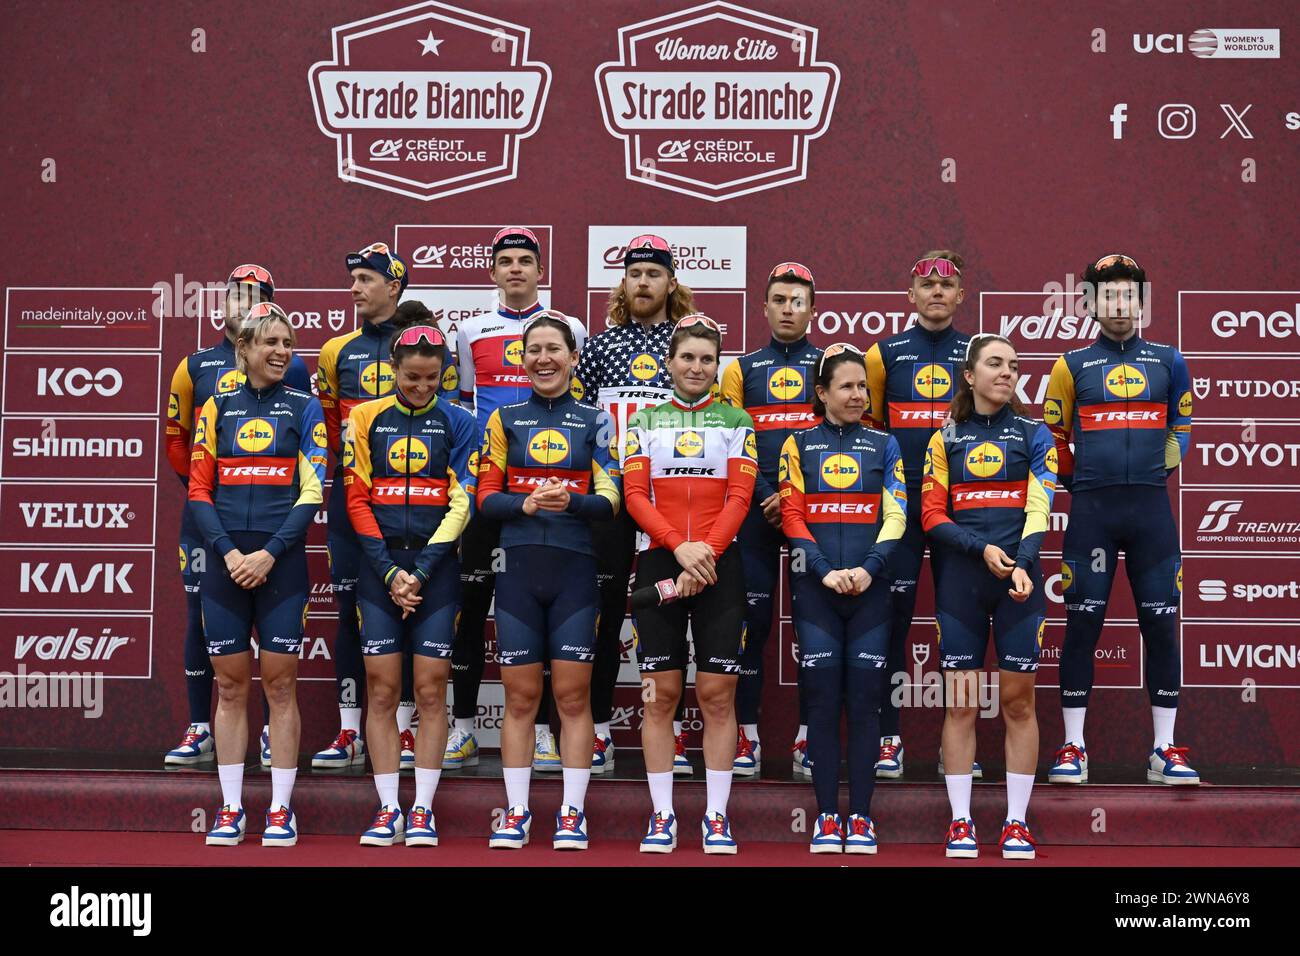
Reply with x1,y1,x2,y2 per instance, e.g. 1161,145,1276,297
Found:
596,1,840,202
309,1,551,201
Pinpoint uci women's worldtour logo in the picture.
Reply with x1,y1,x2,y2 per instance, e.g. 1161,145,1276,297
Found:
309,1,551,201
595,2,840,202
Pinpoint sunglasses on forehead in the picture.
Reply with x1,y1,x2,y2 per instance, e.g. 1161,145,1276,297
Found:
769,261,814,284
520,309,574,334
245,301,289,323
676,313,721,334
818,341,864,375
228,263,273,286
964,332,1014,362
1094,253,1140,271
627,234,672,252
912,257,962,279
395,324,446,348
357,241,398,272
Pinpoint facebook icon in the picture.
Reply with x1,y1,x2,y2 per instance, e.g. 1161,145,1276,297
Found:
1110,103,1128,139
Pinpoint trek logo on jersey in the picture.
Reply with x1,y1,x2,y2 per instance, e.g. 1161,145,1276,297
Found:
504,339,524,367
216,368,244,394
912,363,953,400
218,457,295,485
1103,364,1150,400
673,430,705,458
527,428,572,467
234,418,276,454
1060,560,1076,593
964,442,1006,480
387,436,431,474
743,432,758,461
768,367,805,401
1080,402,1166,430
360,360,396,397
630,353,660,381
818,452,861,491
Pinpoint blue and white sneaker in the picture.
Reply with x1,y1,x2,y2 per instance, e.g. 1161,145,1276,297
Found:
259,727,272,769
1000,819,1036,860
406,806,438,847
673,732,693,776
875,736,903,779
165,724,214,766
489,806,533,849
1049,742,1088,783
944,817,977,859
204,805,246,846
845,814,878,855
443,728,479,769
702,811,738,855
553,806,589,850
399,729,416,772
810,813,844,854
792,738,813,777
312,729,365,769
733,728,760,777
591,734,616,774
262,806,298,847
533,728,562,772
1148,746,1200,785
639,811,678,854
359,806,405,847
937,748,983,779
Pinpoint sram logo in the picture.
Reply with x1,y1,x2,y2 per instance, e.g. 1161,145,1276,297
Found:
37,367,123,397
19,562,133,593
19,502,130,529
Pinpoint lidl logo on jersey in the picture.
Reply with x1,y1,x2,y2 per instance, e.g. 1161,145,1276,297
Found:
442,364,460,394
216,368,244,394
1043,398,1063,426
528,428,572,467
624,431,641,459
1036,617,1046,649
768,367,805,401
312,422,328,448
964,442,1006,480
818,452,861,490
1060,560,1076,594
743,432,758,460
387,436,431,474
1103,364,1150,400
342,436,356,469
504,339,524,367
631,353,660,382
167,393,180,420
673,430,705,458
912,363,953,400
569,376,584,400
235,418,277,454
467,449,480,477
1178,390,1193,417
361,360,396,397
193,415,208,448
893,456,906,484
1175,561,1183,595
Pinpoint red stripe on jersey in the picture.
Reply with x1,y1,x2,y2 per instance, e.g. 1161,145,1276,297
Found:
470,335,530,388
217,456,297,486
889,402,946,429
951,480,1027,511
803,492,880,524
370,476,450,504
507,466,591,494
1078,401,1167,431
750,404,817,432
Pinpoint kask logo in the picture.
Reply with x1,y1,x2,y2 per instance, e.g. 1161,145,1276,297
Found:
309,1,551,201
595,2,840,202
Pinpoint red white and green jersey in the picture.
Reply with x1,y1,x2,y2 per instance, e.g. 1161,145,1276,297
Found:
622,392,758,556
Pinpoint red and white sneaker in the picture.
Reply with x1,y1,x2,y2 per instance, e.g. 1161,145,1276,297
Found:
1049,742,1088,783
791,738,813,777
205,805,246,846
733,727,761,777
1000,819,1037,860
399,729,416,772
944,817,978,859
673,732,693,776
591,733,616,774
312,729,366,769
875,736,903,779
406,806,438,847
165,724,214,766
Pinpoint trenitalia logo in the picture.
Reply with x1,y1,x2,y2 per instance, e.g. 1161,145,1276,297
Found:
1198,500,1243,534
596,2,840,201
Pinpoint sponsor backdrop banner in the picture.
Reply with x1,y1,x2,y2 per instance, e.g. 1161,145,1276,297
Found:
1,1,1297,767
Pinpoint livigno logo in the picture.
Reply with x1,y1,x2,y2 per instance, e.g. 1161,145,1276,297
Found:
309,1,551,201
596,1,840,202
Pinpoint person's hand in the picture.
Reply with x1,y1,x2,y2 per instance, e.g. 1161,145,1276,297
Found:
822,569,854,594
231,549,274,589
675,570,704,598
390,570,423,618
761,492,782,528
224,549,246,580
983,544,1016,580
672,541,717,586
533,477,570,513
1008,566,1033,602
846,567,872,595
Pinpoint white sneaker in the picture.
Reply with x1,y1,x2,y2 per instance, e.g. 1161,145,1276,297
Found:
165,724,214,766
533,728,561,772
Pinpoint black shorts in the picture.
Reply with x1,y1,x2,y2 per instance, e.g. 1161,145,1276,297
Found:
632,545,746,676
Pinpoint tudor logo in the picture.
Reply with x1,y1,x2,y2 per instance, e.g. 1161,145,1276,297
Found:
912,642,931,666
595,3,840,201
1193,377,1211,401
37,367,123,398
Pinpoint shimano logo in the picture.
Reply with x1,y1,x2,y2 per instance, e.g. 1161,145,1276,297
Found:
11,437,144,458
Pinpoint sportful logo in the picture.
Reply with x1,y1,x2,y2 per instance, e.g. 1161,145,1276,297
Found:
596,2,840,201
309,1,551,201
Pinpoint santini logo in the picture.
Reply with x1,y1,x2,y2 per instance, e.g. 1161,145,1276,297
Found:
50,885,151,936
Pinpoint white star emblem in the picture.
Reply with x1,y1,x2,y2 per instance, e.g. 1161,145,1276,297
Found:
418,31,443,56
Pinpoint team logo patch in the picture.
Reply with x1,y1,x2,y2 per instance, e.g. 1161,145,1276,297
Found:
167,392,180,420
1037,617,1046,649
342,436,356,469
1060,560,1075,593
912,363,953,400
569,376,584,400
361,360,395,397
1178,390,1192,417
194,415,208,448
893,457,906,484
624,431,641,459
1043,398,1063,426
743,432,758,460
1103,363,1150,400
504,339,524,367
964,441,1006,479
216,368,244,394
235,417,276,454
1175,562,1183,595
390,259,406,280
819,452,861,490
528,428,571,466
312,422,328,448
673,430,705,458
442,364,459,393
467,449,480,477
178,545,187,573
778,450,791,483
1045,447,1059,474
768,367,804,401
630,353,659,382
387,436,430,474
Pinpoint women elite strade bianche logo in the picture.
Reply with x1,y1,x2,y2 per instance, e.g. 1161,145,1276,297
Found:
596,1,840,202
309,1,551,201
